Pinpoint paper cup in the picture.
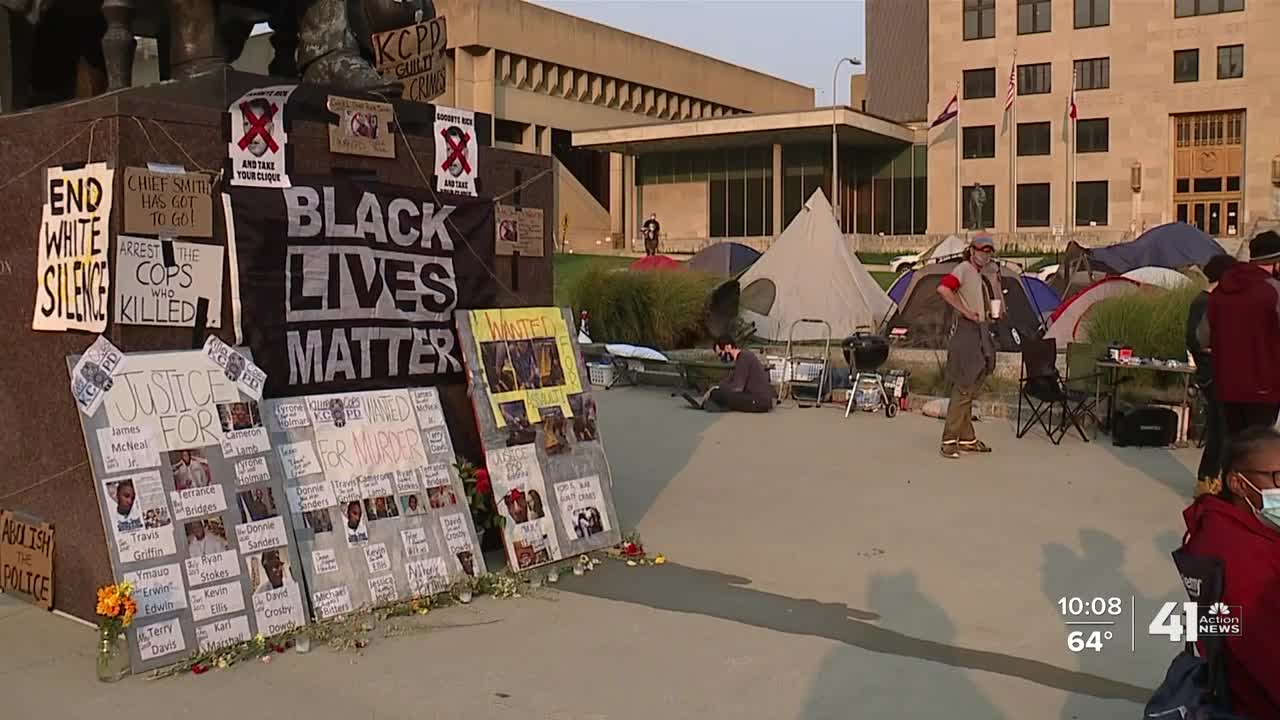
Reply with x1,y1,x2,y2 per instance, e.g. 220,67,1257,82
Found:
989,299,1003,319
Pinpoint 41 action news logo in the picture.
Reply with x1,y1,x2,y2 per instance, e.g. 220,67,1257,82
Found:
1149,602,1243,642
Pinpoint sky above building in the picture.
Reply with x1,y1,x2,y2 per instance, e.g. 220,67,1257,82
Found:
531,0,867,105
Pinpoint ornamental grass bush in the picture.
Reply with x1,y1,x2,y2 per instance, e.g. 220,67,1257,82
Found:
1082,282,1205,361
566,267,720,349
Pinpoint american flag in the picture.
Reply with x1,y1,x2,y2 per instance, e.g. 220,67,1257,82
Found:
1005,60,1016,111
1068,69,1078,120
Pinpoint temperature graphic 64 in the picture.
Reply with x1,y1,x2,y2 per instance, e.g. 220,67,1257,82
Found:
1067,629,1113,652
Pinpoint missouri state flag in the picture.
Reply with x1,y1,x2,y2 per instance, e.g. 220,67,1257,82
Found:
930,93,958,128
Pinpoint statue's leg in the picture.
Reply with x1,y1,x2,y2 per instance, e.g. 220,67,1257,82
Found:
296,0,401,95
101,0,136,90
268,4,300,78
168,0,226,79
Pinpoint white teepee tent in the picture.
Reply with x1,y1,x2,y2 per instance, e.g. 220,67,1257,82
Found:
736,189,894,342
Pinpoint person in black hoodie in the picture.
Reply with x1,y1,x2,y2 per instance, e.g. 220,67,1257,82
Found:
1187,254,1237,489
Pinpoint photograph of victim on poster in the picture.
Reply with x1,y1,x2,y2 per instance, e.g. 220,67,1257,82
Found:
217,401,263,431
427,486,458,509
567,392,599,442
168,448,215,490
479,342,519,393
555,476,612,540
185,518,231,556
237,487,280,523
539,406,571,455
456,549,476,577
303,509,334,533
363,495,400,521
106,472,172,533
399,493,426,516
499,400,536,447
487,445,562,571
343,501,369,546
248,549,299,595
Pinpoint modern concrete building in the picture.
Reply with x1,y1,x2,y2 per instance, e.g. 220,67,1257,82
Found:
906,0,1279,243
573,108,928,254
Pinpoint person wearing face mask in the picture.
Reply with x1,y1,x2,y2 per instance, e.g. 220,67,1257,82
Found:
680,337,773,412
1180,427,1280,719
935,235,999,459
1202,230,1280,436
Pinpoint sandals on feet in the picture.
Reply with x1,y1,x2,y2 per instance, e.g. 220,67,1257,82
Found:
958,440,992,453
940,443,961,459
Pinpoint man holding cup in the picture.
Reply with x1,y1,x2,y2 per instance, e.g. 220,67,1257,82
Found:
935,235,1000,459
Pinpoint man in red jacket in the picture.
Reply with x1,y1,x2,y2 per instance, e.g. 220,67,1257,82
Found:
1181,427,1280,719
1205,231,1280,433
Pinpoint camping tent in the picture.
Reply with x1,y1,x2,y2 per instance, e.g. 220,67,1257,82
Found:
1044,276,1143,344
883,261,1046,352
922,234,968,263
735,189,894,342
1050,222,1224,293
686,242,761,278
1121,266,1193,289
629,255,683,272
891,267,1060,320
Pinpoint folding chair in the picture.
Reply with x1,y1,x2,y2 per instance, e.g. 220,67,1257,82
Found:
1017,338,1103,444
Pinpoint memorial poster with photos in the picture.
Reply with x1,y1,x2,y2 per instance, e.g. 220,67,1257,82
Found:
69,347,308,673
263,387,485,621
456,308,621,572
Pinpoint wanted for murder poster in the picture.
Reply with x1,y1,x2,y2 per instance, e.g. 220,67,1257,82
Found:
69,347,307,674
227,85,298,188
222,175,496,398
264,387,485,619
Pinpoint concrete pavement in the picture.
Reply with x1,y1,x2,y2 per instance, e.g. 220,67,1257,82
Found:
1,387,1197,718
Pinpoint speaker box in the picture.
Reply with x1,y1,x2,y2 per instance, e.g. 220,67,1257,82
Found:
1113,406,1179,448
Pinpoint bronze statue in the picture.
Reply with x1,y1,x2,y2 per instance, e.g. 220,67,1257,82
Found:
1,0,433,108
967,183,987,231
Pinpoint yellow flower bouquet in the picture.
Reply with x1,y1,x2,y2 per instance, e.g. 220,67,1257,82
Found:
95,581,136,682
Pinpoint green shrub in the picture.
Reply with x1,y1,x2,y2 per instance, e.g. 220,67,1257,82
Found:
1082,283,1205,361
566,267,720,348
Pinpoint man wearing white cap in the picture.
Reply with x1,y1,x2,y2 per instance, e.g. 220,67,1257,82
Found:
935,235,999,458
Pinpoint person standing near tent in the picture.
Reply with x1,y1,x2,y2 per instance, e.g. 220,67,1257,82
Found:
936,235,998,459
1187,254,1236,492
1203,231,1280,436
642,213,661,256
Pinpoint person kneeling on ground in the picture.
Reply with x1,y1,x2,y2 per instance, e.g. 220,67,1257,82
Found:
682,337,773,413
1180,427,1280,719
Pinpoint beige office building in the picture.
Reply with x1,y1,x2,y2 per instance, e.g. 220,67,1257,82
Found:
900,0,1280,244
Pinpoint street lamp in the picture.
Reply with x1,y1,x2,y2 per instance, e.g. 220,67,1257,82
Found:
832,56,862,228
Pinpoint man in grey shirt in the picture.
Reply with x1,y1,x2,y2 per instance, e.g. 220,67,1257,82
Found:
682,337,773,413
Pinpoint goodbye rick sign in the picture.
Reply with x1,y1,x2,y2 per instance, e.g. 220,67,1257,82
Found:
70,346,306,674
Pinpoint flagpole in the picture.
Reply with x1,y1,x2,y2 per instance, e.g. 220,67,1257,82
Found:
1064,92,1071,236
955,80,962,234
1009,51,1017,239
1069,68,1078,235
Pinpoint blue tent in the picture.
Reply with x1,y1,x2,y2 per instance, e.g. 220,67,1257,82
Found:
686,242,762,278
1087,222,1226,274
888,269,914,304
1021,275,1061,319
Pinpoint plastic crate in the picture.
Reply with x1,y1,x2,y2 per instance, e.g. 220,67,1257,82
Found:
588,363,615,387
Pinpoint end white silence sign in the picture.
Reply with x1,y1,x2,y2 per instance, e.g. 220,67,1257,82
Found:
115,236,224,328
32,162,115,333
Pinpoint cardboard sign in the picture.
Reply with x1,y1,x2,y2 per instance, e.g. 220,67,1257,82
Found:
371,17,448,104
327,97,395,159
0,511,54,610
32,162,115,332
115,236,224,328
122,167,214,238
496,206,546,257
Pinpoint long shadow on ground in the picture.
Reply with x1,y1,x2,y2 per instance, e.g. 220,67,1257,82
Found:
560,561,1152,703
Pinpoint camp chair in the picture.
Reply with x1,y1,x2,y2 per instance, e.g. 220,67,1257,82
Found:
1016,338,1102,444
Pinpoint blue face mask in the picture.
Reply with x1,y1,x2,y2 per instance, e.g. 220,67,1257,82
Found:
1239,475,1280,531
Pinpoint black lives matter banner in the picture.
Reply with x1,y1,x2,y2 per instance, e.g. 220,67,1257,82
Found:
224,176,495,397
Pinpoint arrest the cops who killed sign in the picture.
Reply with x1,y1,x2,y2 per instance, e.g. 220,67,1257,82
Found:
227,85,298,188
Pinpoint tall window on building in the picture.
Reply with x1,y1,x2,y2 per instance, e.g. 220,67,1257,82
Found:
964,0,996,40
1174,49,1199,83
963,126,997,159
1018,0,1052,34
1074,0,1109,27
1017,184,1051,227
1075,181,1108,226
1173,111,1244,237
1217,45,1244,79
1074,58,1109,90
1017,122,1051,156
1017,63,1052,95
1175,0,1244,18
1076,118,1109,153
963,68,997,99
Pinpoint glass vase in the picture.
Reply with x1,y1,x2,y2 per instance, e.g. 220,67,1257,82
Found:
96,628,130,683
